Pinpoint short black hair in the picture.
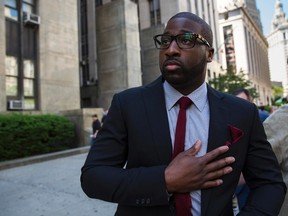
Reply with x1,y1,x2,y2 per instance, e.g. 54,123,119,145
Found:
169,12,213,47
232,88,250,98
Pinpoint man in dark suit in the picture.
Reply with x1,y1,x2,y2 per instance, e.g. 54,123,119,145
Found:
81,12,286,216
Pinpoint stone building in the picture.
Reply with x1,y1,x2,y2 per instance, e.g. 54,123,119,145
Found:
1,0,80,113
217,0,272,105
1,0,223,113
1,0,88,145
79,0,223,110
0,0,229,145
267,0,288,97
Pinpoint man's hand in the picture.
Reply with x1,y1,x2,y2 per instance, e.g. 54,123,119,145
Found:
165,140,235,193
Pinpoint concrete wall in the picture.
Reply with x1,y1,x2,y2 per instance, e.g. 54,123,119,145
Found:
38,0,80,113
96,0,142,109
141,24,164,85
0,1,5,112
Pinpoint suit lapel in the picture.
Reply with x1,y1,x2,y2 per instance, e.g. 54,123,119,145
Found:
141,76,172,165
201,85,230,216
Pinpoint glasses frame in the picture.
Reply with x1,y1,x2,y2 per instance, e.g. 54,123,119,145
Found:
153,33,211,49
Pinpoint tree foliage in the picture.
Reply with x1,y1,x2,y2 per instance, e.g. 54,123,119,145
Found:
208,67,258,99
272,85,283,100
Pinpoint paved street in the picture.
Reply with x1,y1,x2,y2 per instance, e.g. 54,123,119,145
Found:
0,153,117,216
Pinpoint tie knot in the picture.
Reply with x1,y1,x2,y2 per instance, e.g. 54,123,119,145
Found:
178,97,192,109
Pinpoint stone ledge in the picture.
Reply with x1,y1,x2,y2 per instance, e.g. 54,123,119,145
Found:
0,146,90,171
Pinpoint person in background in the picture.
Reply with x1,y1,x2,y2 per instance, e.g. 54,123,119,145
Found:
81,12,286,216
91,114,101,145
258,105,270,122
264,104,288,216
232,88,252,102
232,88,269,122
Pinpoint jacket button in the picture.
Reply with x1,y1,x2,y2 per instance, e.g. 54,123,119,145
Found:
169,205,175,212
146,198,151,204
136,199,140,205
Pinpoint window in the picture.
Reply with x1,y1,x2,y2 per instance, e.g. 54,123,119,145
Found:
5,0,38,110
23,0,35,13
79,0,90,87
5,0,18,21
223,25,236,73
5,56,18,96
149,0,161,26
96,0,102,7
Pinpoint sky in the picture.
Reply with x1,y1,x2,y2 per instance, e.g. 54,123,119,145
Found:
256,0,288,36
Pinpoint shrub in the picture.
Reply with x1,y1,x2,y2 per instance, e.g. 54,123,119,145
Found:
0,114,77,161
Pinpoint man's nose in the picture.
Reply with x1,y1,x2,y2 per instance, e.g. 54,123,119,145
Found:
166,40,180,55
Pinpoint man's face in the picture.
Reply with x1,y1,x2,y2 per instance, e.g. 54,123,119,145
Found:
159,17,214,94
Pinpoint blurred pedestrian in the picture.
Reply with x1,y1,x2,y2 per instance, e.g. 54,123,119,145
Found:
232,88,252,102
264,104,288,216
258,105,270,122
91,114,101,145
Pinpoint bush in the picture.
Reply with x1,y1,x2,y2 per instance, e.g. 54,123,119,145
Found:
0,114,77,161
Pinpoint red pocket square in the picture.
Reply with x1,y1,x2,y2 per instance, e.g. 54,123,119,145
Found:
225,124,244,147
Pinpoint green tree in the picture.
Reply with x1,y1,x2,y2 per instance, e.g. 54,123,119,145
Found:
208,66,258,99
272,85,283,100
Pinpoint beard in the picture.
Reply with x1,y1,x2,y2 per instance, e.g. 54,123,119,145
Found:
161,57,207,91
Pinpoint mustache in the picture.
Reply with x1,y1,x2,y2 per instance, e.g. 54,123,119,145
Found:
163,58,182,67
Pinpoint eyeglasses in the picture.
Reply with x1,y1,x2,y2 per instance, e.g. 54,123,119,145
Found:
153,33,211,49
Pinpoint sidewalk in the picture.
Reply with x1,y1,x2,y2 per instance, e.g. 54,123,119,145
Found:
0,150,117,216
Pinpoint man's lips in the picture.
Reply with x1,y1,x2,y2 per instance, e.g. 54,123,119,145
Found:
164,60,181,70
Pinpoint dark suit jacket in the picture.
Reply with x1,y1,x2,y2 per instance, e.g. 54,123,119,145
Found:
81,76,286,216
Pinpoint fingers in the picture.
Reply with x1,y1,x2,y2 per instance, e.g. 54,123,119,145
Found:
203,165,233,182
201,145,230,163
202,179,224,188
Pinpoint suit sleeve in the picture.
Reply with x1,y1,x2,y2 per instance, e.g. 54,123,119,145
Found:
81,93,170,206
239,105,287,216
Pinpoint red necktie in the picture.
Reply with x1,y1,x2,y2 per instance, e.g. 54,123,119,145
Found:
173,96,192,216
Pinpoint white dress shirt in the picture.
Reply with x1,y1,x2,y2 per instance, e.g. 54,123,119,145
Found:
163,81,210,216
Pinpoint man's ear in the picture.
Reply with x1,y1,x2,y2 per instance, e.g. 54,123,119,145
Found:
207,47,214,62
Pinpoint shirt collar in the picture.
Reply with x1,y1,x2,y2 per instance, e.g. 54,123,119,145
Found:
163,81,208,112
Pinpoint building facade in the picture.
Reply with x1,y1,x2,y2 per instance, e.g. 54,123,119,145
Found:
267,0,288,97
78,0,223,109
78,0,142,109
217,0,272,105
0,0,227,113
0,0,80,113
